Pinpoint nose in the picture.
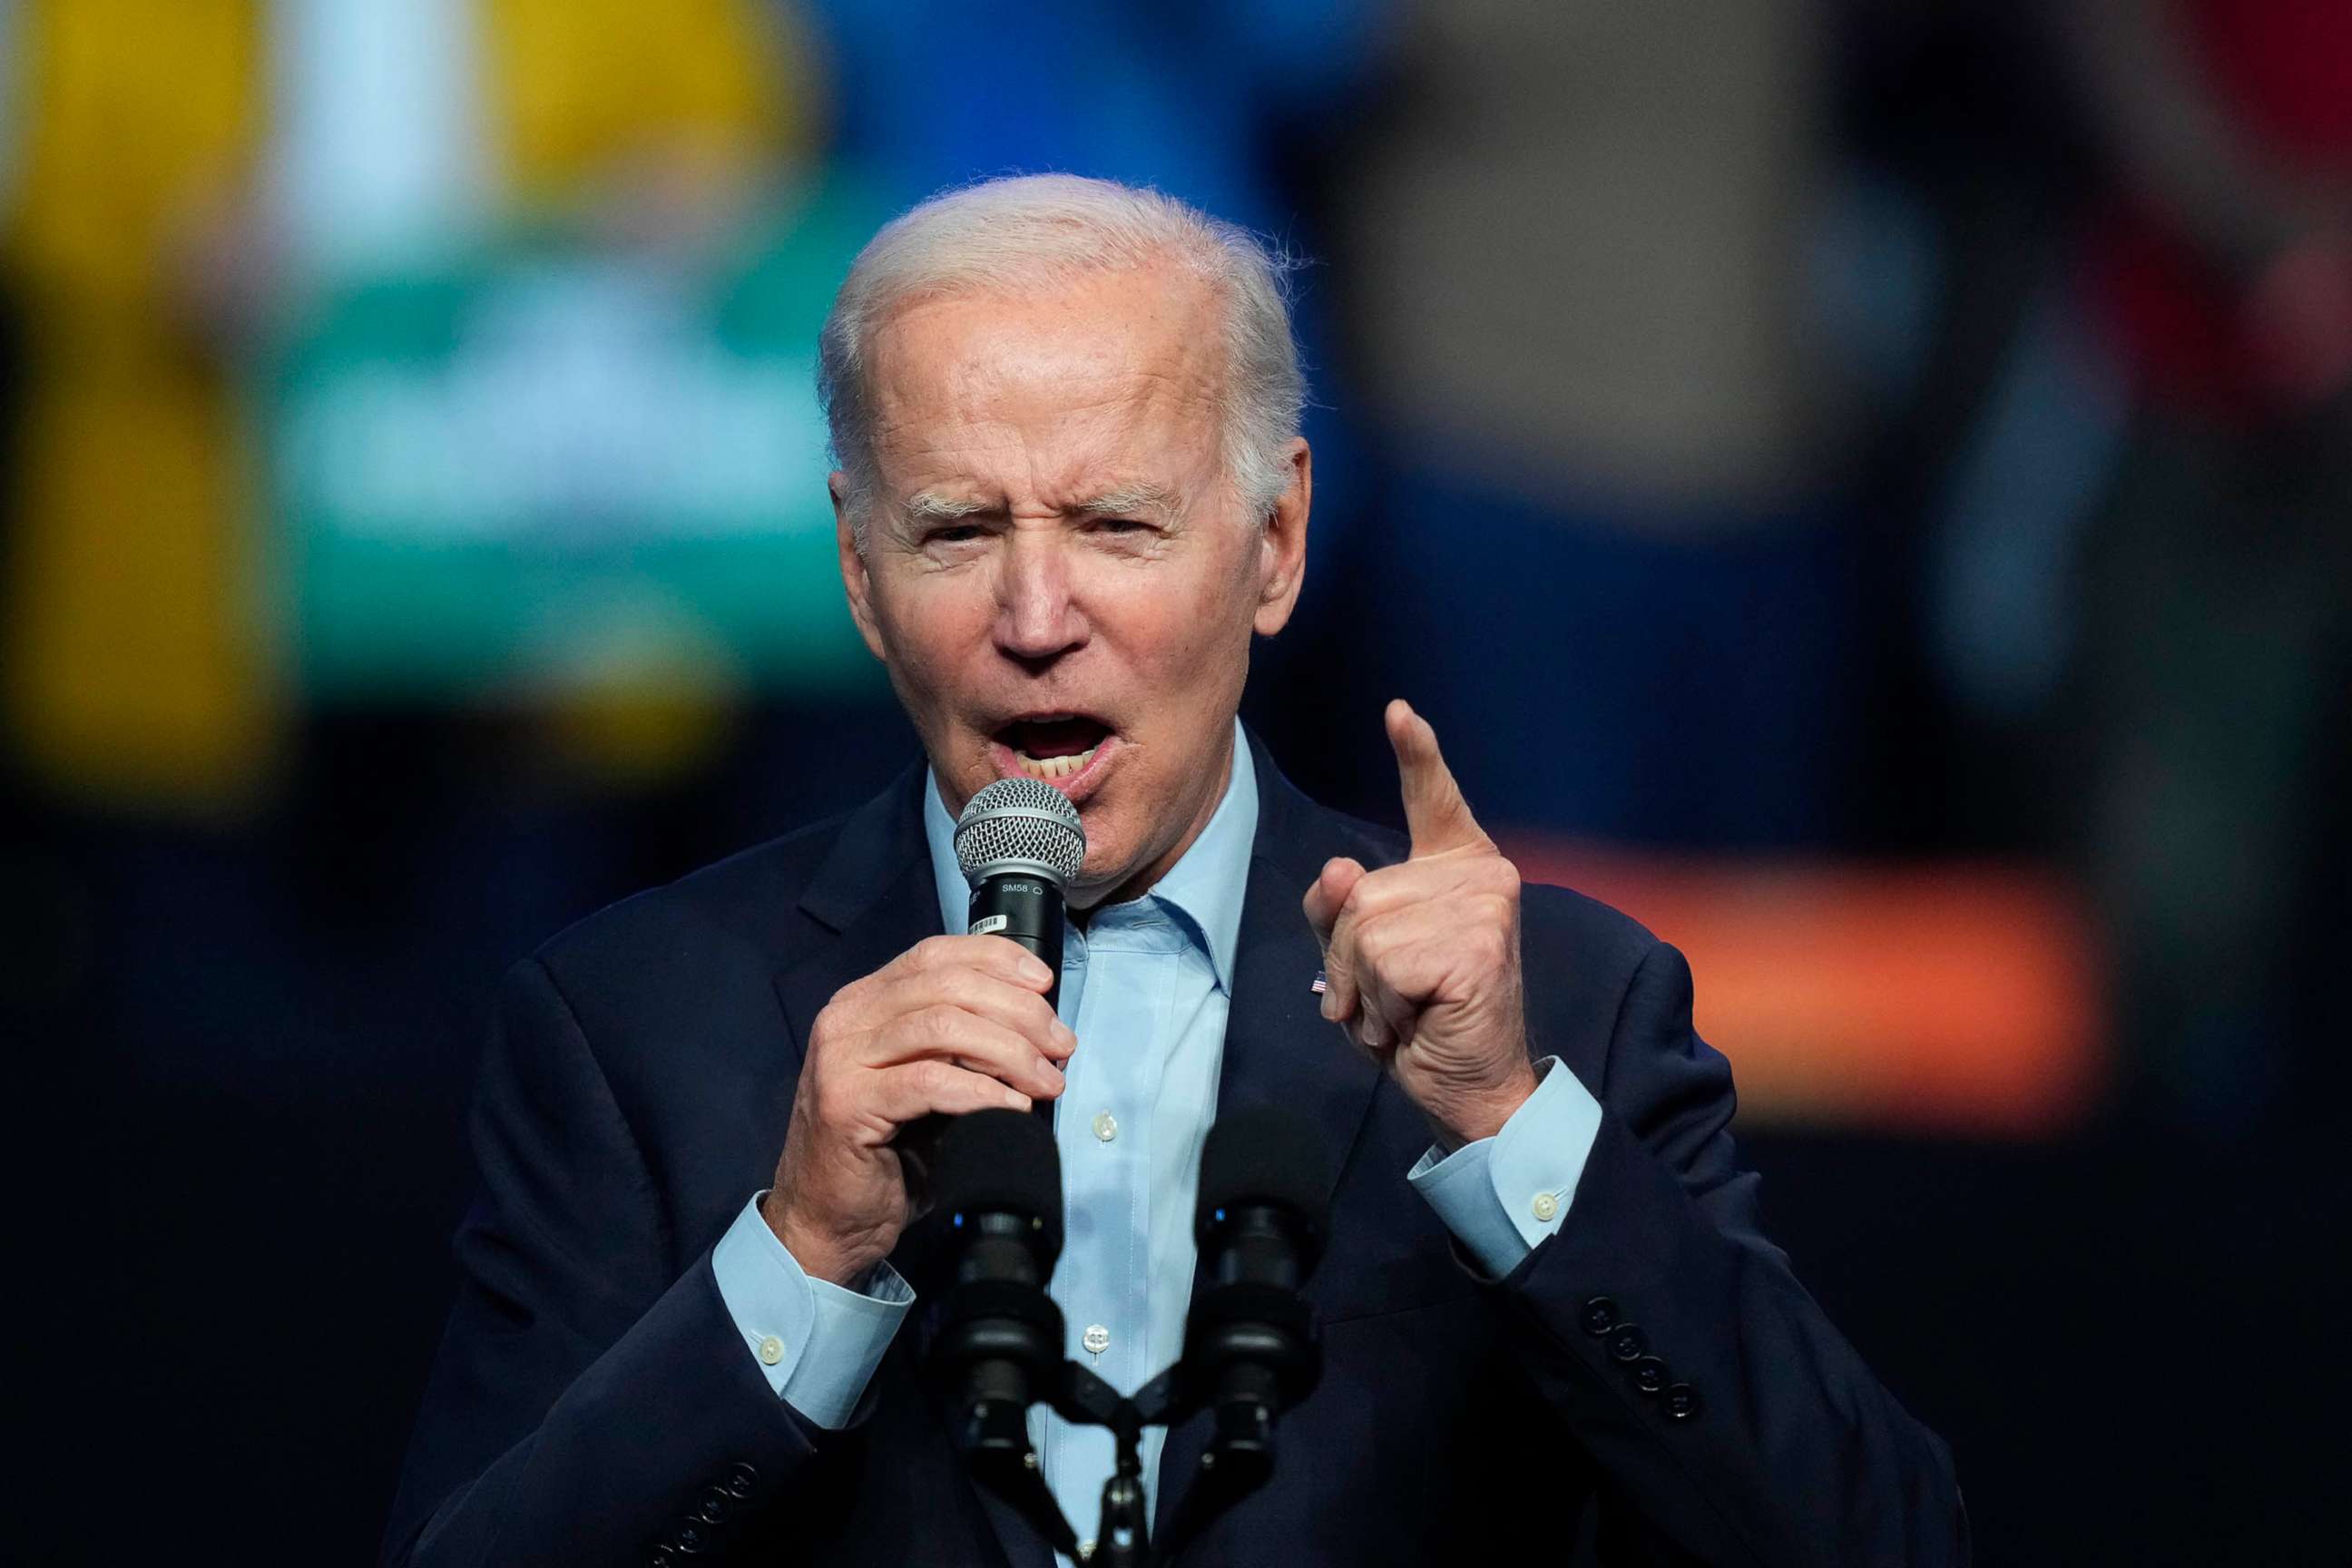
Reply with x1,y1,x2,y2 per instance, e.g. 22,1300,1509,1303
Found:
993,530,1088,666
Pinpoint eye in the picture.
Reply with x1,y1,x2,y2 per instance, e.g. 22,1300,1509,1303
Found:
1089,517,1152,535
926,524,987,544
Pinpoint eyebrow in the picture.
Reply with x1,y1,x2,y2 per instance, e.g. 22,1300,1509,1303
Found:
1068,481,1184,524
897,482,1186,528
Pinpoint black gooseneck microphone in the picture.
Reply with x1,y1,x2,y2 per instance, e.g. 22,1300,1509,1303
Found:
925,1100,1334,1563
956,777,1084,1127
930,1109,1067,1450
1181,1106,1329,1474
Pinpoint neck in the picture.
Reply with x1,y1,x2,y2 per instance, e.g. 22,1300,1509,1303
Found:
1073,726,1238,914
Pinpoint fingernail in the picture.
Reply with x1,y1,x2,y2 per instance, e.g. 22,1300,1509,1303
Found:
1004,1089,1031,1111
1024,957,1054,985
1054,1024,1078,1054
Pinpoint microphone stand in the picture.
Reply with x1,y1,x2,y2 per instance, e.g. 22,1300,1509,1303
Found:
954,1356,1290,1566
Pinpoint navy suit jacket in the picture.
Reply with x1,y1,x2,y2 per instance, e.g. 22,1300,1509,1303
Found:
385,741,1966,1566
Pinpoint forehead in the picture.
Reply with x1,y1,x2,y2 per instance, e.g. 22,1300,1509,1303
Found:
861,265,1226,504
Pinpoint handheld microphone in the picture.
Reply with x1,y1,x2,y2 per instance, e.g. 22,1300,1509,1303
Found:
954,777,1085,1015
956,776,1084,1124
1184,1106,1329,1455
930,1109,1067,1446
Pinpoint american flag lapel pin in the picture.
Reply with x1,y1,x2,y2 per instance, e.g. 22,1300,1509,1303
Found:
1310,970,1328,995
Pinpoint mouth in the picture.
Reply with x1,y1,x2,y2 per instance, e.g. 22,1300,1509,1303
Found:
988,713,1118,799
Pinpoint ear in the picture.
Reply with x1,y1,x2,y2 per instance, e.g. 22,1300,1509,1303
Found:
1251,437,1312,638
831,472,888,662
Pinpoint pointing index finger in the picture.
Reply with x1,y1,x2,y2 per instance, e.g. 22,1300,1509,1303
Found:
1387,699,1490,858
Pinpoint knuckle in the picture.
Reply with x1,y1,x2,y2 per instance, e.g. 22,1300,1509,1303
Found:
809,999,856,1054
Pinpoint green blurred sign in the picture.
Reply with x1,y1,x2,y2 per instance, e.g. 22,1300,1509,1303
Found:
266,178,888,701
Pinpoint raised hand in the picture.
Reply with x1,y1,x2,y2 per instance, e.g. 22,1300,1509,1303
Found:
763,935,1075,1285
1302,701,1536,1149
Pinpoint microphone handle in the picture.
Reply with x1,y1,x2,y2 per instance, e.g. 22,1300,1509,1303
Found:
968,872,1064,1126
968,873,1064,1014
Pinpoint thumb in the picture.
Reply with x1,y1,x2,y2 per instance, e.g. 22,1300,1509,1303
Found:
1302,856,1367,947
1302,855,1367,1022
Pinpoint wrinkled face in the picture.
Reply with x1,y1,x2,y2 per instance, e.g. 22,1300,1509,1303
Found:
835,263,1309,907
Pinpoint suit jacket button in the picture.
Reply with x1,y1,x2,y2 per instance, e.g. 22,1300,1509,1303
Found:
1579,1297,1620,1337
1630,1355,1670,1395
672,1522,710,1554
1664,1382,1702,1421
691,1486,733,1525
649,1548,679,1568
722,1463,759,1498
1607,1324,1649,1364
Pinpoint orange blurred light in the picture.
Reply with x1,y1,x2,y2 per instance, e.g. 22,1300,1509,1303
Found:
1507,841,2107,1137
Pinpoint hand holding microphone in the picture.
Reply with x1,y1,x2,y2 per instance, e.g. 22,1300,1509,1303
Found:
763,778,1084,1287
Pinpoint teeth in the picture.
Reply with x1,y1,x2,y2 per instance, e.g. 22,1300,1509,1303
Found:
1013,744,1099,780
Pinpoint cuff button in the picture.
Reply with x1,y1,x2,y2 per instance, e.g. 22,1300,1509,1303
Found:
1607,1324,1649,1364
1578,1296,1619,1337
722,1462,760,1497
1630,1355,1669,1396
1664,1382,1702,1421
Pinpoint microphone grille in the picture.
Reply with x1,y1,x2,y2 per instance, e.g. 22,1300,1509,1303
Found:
954,776,1085,887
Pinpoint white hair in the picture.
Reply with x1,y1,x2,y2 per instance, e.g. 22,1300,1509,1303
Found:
818,174,1306,547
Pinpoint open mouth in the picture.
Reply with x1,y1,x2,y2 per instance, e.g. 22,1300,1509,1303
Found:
995,714,1113,782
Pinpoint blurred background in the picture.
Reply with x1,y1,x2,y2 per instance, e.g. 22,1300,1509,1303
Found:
5,1,2346,1562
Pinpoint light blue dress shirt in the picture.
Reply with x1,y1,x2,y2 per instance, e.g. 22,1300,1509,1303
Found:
710,721,1605,1558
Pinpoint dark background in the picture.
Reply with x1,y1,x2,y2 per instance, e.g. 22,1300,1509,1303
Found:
7,2,2347,1562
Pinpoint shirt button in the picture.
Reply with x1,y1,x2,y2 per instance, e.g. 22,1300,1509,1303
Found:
1078,1540,1097,1561
757,1336,784,1366
1082,1323,1111,1357
1093,1111,1119,1142
1531,1191,1560,1223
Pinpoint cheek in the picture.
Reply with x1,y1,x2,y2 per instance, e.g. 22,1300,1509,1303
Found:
875,583,993,700
1124,556,1256,682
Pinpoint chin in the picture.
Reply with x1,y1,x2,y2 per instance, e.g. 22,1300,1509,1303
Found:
1067,845,1134,906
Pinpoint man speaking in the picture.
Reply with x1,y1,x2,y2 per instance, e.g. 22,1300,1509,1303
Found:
385,175,1965,1566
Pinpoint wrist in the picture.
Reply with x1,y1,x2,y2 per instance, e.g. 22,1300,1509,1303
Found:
761,1192,866,1289
1430,1060,1541,1154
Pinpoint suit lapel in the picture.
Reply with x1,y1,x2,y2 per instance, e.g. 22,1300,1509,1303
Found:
768,764,979,1308
1152,743,1388,1547
769,762,937,1095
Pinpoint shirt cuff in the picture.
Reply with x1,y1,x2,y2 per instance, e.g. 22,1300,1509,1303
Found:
710,1193,916,1429
1406,1057,1602,1279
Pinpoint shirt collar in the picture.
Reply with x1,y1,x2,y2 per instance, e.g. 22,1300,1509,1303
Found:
923,720,1259,994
